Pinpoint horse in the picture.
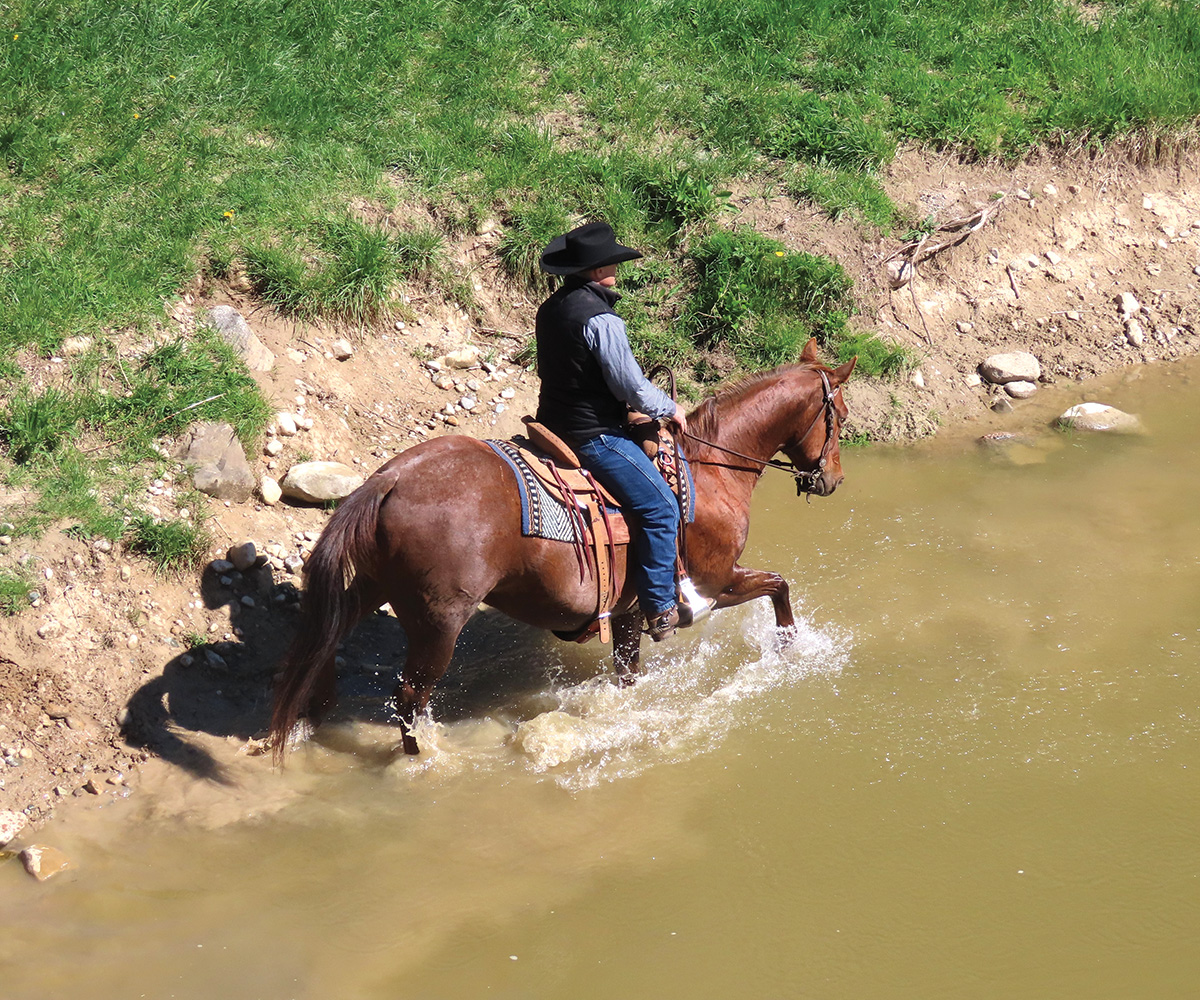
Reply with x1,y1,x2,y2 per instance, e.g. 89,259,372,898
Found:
269,338,855,758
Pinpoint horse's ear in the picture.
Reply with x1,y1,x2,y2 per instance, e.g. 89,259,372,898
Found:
800,338,820,364
830,356,857,385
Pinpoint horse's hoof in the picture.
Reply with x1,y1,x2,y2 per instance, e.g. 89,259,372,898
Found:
401,732,420,755
615,670,639,688
776,625,799,650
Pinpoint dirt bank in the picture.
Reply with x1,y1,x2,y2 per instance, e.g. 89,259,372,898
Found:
2,151,1198,834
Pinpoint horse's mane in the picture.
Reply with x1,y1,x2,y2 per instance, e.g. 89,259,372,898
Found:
686,361,819,444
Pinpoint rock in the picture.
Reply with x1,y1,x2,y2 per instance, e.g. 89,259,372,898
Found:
0,809,28,847
280,462,364,503
955,320,974,334
210,559,234,573
180,422,255,502
978,352,1041,385
283,553,305,574
1116,292,1141,320
1005,380,1038,399
1042,183,1058,197
885,259,912,289
1142,196,1154,211
1066,310,1081,321
240,595,256,609
126,634,138,649
1125,319,1145,347
1016,188,1032,200
93,538,112,553
205,306,275,372
260,476,282,505
275,412,298,437
445,346,481,369
227,541,257,572
460,395,477,411
61,335,94,356
1057,403,1145,434
1044,250,1062,265
964,373,982,387
331,338,354,360
990,395,1014,413
20,844,75,881
910,369,925,389
500,387,516,399
36,621,62,640
1193,265,1200,278
264,439,283,457
119,565,131,581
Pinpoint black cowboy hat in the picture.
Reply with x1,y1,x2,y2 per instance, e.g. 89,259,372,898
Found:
540,221,643,275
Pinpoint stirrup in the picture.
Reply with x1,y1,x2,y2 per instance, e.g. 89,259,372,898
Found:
645,606,680,642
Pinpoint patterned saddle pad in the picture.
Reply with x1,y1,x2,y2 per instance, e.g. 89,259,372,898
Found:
485,438,694,542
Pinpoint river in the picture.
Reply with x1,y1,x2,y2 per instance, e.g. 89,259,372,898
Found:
2,359,1198,999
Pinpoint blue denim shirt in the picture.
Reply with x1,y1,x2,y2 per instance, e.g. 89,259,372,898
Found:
582,312,675,421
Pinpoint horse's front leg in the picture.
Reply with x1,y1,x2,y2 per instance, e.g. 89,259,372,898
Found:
612,610,644,686
713,565,795,632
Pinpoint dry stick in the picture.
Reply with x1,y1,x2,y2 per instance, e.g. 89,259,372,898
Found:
1006,264,1021,299
906,232,934,346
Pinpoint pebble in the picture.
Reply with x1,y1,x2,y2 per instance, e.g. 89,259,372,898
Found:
127,634,139,649
240,595,256,609
1042,183,1057,197
990,395,1014,413
276,412,298,437
227,542,257,572
0,809,28,847
1125,319,1145,347
1005,380,1038,399
955,320,974,334
36,621,62,640
1044,250,1062,265
0,536,9,546
1066,310,1081,321
93,538,112,553
1193,265,1200,277
460,395,477,411
260,476,282,506
43,568,53,581
265,439,283,457
1116,292,1140,320
20,844,75,882
210,559,234,574
1057,402,1144,434
500,387,516,399
910,369,925,389
331,338,354,360
1016,188,1032,200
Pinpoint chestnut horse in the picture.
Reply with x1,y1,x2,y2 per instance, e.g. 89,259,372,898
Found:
270,339,855,757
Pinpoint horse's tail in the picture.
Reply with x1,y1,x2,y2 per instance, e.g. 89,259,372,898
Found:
269,465,401,763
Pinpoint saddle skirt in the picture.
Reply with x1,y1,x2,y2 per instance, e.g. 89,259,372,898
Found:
485,418,694,644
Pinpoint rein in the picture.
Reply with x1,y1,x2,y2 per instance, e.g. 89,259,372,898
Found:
677,369,840,497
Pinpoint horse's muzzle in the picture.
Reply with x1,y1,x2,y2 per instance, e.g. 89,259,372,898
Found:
797,471,842,497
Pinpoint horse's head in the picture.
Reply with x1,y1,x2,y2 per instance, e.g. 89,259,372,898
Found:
782,340,856,498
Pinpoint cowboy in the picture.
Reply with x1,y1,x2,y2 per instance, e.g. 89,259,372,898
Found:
535,221,688,642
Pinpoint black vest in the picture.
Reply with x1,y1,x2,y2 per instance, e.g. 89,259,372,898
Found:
535,278,628,442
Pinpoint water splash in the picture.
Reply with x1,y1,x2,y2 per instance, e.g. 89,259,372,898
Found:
377,604,850,790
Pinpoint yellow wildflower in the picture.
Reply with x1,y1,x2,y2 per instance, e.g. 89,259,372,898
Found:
223,211,234,219
774,251,785,257
13,34,18,40
133,113,140,119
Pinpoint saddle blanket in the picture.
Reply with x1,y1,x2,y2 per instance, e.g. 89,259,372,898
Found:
485,439,695,542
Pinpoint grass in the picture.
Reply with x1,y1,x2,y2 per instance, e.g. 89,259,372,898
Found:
0,568,31,616
125,513,210,574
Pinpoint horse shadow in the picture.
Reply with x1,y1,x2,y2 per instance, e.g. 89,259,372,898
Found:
120,558,607,781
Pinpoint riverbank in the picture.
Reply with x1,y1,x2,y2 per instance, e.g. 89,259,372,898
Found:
2,149,1199,834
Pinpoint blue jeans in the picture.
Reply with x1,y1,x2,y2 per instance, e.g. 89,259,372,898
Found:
576,432,680,616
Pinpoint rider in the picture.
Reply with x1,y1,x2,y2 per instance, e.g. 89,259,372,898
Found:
535,221,688,642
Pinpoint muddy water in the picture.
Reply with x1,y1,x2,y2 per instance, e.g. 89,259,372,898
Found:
3,361,1200,1000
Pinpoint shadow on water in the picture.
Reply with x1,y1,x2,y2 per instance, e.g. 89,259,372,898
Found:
119,558,608,779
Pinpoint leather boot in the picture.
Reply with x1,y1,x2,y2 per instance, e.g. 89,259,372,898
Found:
645,606,680,642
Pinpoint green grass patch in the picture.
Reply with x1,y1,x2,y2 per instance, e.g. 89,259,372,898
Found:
125,514,210,574
682,228,854,369
789,165,896,230
0,568,31,616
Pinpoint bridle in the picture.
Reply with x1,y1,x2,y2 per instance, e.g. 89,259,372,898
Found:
680,369,842,498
